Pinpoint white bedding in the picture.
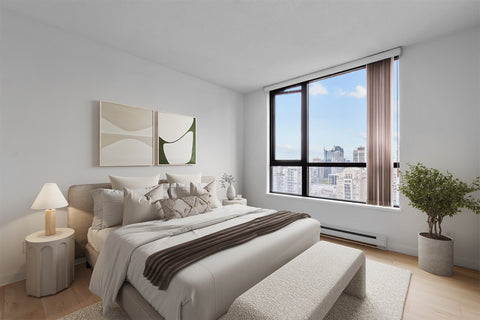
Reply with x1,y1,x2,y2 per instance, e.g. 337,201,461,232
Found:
90,205,320,320
87,226,120,252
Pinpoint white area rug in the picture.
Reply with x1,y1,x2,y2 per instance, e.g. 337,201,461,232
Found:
325,259,411,320
58,303,128,320
59,259,411,320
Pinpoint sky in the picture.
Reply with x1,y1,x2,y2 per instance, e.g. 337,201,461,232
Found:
275,60,399,162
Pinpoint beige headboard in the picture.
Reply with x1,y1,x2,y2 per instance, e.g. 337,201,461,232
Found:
68,183,111,258
67,176,216,259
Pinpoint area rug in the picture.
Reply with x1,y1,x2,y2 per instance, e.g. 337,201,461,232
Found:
59,259,411,320
325,259,411,320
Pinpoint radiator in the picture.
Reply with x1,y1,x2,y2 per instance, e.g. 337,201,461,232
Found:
321,224,387,249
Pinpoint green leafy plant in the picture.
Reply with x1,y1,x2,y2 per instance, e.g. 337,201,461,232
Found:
219,173,235,189
398,163,480,239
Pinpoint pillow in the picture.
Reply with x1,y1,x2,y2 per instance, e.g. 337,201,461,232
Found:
190,181,221,208
109,174,160,190
91,187,156,229
123,188,163,226
144,183,170,202
91,189,124,229
166,172,202,184
168,183,191,199
159,194,212,220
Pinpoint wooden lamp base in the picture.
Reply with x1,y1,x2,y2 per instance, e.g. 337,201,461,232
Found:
45,209,56,236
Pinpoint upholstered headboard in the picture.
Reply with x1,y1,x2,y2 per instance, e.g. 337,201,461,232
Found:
67,176,216,259
67,183,111,258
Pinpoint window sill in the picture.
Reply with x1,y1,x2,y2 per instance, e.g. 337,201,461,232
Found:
266,192,401,213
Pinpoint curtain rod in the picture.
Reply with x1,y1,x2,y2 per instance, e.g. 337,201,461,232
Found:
263,47,402,92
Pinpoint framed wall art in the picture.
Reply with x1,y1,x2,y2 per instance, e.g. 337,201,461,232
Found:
157,111,196,165
99,101,154,166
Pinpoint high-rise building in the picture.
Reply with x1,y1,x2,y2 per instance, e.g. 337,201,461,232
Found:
336,167,366,201
353,146,365,162
392,169,399,206
272,167,302,195
309,157,324,184
328,173,338,185
324,145,344,162
323,146,345,178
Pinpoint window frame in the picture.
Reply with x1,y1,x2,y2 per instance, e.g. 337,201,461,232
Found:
269,63,399,205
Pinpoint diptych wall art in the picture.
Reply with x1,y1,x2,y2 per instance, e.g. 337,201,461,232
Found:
99,101,154,166
157,112,196,165
99,101,196,166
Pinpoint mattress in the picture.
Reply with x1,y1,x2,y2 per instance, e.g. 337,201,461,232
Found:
87,226,120,252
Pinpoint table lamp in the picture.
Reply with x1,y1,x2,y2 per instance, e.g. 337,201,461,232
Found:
31,183,68,236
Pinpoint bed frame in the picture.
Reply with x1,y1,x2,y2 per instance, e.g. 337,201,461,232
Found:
67,177,215,320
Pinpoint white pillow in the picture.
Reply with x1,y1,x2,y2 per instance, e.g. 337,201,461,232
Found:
91,189,124,229
91,187,155,229
123,188,163,226
166,172,201,184
190,181,221,208
109,174,160,190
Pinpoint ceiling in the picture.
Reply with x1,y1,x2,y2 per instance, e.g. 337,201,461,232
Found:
3,0,480,93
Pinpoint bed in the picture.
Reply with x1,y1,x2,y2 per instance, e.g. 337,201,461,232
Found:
67,177,321,320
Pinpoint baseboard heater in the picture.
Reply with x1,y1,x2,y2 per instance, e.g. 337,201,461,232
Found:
321,224,387,249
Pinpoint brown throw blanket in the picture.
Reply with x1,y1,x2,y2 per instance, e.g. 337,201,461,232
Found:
144,210,310,290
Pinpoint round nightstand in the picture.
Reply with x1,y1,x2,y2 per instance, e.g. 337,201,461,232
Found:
222,198,247,206
25,228,75,297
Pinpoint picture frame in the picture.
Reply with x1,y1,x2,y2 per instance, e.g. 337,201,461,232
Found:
157,111,196,165
99,101,154,166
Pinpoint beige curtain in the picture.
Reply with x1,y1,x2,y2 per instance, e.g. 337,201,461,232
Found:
367,58,393,206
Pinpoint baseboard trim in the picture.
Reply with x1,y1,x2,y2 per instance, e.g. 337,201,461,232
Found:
386,242,479,271
0,271,26,287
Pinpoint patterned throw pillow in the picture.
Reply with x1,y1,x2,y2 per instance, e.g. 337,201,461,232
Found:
160,194,213,220
190,181,221,208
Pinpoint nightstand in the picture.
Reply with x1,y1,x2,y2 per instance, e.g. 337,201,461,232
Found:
222,198,247,206
25,228,75,297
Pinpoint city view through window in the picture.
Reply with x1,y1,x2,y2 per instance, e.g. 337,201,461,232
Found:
272,61,399,206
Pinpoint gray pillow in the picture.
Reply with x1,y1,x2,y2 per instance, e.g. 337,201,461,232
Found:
91,187,156,229
159,194,212,220
91,189,124,229
123,188,163,226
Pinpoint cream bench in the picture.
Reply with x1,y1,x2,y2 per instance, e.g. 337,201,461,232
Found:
223,241,366,320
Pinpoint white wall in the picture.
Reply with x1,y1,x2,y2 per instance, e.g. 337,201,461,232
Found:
244,26,480,270
0,10,244,285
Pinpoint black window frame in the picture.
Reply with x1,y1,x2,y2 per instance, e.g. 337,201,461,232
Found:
269,64,399,205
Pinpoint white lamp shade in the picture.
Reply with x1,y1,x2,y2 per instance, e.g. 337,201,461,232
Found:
31,183,68,210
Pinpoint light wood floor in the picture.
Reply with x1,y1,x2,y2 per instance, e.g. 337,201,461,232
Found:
1,237,479,320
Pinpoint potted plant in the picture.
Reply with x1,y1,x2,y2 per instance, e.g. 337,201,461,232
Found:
398,163,480,276
220,173,236,200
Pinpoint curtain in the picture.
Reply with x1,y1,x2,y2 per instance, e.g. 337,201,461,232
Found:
367,58,393,206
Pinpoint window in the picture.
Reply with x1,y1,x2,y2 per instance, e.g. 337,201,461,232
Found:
270,59,399,207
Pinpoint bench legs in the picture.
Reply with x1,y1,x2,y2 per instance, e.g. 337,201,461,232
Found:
344,263,366,299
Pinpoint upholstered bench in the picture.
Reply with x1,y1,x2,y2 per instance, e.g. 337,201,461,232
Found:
223,241,366,320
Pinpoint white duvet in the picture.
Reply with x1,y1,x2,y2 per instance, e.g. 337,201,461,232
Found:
90,205,320,320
